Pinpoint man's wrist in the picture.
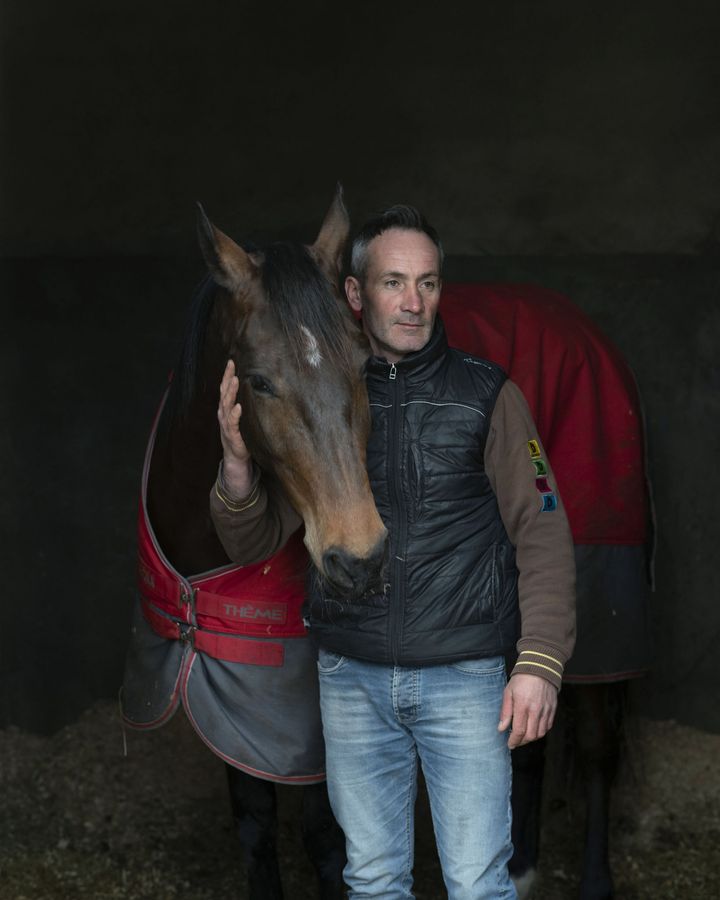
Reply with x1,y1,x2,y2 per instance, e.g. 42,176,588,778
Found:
215,476,260,513
220,456,254,500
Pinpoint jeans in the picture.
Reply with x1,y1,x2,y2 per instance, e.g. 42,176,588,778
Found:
318,650,517,900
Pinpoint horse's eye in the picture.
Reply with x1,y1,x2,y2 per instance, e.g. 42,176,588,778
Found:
248,374,275,396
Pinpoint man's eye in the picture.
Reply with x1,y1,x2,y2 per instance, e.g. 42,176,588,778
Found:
421,280,437,291
385,279,399,288
248,374,275,396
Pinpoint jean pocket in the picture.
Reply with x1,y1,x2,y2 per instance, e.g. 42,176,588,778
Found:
450,655,506,677
317,646,347,675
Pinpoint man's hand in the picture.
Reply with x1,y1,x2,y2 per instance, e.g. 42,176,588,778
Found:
218,360,253,498
498,673,558,750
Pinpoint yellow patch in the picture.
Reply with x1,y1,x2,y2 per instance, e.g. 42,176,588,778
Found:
527,439,541,459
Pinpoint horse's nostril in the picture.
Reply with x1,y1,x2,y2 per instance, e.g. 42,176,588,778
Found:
322,537,389,599
322,547,357,594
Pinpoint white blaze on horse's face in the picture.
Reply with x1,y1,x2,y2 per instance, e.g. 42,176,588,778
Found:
300,325,323,368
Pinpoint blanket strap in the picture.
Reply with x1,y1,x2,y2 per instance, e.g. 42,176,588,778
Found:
140,596,285,667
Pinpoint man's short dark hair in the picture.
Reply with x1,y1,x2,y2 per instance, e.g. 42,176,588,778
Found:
350,205,444,283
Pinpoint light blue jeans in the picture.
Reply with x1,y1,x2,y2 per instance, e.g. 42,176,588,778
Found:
318,649,517,900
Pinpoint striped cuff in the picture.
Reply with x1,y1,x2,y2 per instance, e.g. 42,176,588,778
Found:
214,477,261,513
511,646,564,690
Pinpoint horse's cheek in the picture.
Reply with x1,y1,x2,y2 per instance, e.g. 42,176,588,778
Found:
237,401,269,463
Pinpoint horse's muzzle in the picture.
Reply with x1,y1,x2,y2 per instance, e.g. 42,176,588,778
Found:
321,533,388,601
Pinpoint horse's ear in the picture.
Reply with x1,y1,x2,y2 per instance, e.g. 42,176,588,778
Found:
196,202,255,292
311,183,350,277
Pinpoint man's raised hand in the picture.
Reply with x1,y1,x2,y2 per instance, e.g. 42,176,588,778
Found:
217,360,253,498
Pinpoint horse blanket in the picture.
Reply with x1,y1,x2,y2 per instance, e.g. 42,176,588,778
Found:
441,283,652,681
121,391,326,783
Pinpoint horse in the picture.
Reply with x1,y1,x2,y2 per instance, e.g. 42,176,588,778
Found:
441,283,652,900
121,187,387,900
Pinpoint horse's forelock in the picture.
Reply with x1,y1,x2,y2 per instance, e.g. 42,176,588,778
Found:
261,242,356,377
166,240,357,426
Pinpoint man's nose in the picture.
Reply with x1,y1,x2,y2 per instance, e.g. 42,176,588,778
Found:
401,286,423,313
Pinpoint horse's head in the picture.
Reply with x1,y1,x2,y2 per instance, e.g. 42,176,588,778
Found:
197,189,387,599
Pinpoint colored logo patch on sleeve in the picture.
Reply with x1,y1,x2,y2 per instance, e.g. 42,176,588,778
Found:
532,458,548,476
535,476,552,493
527,439,541,459
541,493,558,512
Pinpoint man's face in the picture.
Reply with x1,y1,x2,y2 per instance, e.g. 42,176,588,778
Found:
345,228,442,363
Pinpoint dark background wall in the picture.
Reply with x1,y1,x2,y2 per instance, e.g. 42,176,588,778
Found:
2,1,719,733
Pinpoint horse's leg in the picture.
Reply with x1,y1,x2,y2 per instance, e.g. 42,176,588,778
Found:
508,736,547,899
226,764,283,900
569,682,625,900
301,781,346,900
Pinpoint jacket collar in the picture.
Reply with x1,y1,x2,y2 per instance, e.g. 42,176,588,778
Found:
366,316,448,378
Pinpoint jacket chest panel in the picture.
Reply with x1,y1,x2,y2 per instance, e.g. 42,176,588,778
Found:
367,397,487,482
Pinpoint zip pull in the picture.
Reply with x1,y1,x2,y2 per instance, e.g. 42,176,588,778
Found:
389,363,397,381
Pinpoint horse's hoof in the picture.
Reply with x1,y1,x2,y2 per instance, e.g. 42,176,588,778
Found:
511,867,537,899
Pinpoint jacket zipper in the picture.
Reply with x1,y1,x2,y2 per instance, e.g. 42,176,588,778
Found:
386,362,406,663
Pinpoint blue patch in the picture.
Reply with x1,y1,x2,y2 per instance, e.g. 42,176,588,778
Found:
541,493,558,512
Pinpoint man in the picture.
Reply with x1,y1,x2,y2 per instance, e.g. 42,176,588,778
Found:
211,205,576,899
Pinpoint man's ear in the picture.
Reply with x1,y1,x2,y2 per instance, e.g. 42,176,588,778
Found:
345,275,363,313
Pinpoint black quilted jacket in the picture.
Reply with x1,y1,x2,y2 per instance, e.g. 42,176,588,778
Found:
306,318,521,666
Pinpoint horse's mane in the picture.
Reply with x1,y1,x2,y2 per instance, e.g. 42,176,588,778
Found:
166,241,357,423
165,272,218,424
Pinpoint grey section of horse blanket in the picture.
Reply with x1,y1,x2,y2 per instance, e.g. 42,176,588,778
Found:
121,599,326,782
121,599,185,727
182,642,325,783
563,544,651,682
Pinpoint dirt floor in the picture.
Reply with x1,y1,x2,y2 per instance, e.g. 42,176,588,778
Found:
1,701,718,900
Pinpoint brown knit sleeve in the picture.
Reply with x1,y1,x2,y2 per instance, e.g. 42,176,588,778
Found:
209,462,303,565
485,380,576,689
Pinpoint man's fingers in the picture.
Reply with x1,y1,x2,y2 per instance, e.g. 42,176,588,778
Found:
219,363,241,434
219,360,238,406
522,714,540,745
536,705,555,740
220,375,239,411
497,687,513,733
510,700,555,748
507,709,528,749
221,358,235,386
